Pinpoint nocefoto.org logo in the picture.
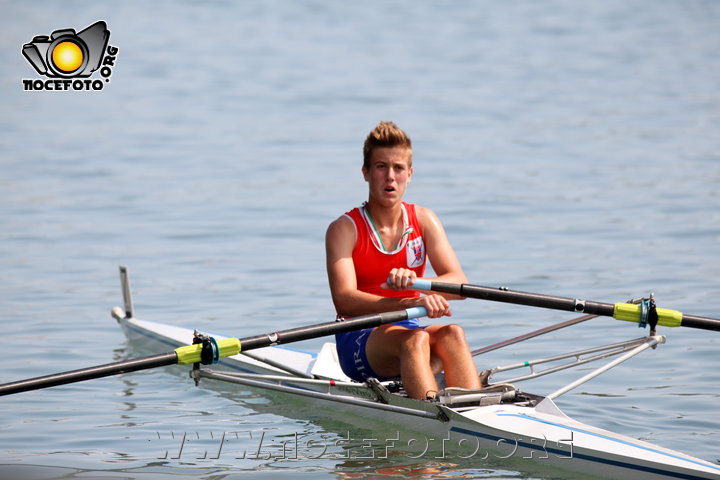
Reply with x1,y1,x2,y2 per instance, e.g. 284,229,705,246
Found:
22,20,119,91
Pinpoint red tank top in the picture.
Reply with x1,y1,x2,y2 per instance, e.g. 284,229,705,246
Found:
345,202,426,298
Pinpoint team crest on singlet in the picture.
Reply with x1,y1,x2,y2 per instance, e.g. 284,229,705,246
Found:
406,237,425,268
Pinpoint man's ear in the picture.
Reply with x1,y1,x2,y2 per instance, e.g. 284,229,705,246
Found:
362,165,369,182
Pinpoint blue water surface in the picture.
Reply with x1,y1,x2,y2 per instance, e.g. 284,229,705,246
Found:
1,1,719,478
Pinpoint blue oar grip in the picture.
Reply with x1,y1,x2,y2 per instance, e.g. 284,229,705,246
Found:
411,278,432,291
405,306,428,318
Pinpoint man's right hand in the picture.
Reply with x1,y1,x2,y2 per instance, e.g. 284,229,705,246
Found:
414,294,452,318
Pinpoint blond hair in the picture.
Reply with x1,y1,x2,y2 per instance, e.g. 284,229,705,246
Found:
362,121,412,169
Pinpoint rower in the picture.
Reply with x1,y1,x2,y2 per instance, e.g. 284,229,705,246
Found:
325,121,481,400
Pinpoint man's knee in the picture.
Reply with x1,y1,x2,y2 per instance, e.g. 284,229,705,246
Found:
435,324,467,343
399,329,431,354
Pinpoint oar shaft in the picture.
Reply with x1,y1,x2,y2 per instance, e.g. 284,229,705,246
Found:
423,281,616,316
0,352,178,396
413,279,720,331
0,307,428,397
681,314,720,331
237,307,427,351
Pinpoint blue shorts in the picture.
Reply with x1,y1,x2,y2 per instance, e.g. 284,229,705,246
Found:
335,318,425,382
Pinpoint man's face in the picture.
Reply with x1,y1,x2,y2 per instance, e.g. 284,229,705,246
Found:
363,146,413,206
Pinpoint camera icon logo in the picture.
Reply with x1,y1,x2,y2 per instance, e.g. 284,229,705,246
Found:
22,21,110,78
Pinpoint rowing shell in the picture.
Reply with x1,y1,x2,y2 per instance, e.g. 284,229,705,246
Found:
115,311,720,480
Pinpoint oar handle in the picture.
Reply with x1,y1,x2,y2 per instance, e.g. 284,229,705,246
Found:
412,278,433,291
412,279,720,331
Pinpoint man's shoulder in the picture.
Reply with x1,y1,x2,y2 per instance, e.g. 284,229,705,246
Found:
411,205,445,237
326,214,358,254
327,213,356,237
411,204,436,223
328,213,353,227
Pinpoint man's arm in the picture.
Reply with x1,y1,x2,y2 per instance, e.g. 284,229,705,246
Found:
416,206,468,298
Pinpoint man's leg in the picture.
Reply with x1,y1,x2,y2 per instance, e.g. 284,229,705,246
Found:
365,325,438,399
425,324,481,389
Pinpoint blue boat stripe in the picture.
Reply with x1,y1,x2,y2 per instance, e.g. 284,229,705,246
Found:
495,412,720,473
451,424,718,480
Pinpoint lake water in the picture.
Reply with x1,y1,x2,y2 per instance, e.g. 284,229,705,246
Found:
1,1,719,478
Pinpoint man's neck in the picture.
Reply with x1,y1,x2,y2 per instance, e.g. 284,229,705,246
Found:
364,200,403,230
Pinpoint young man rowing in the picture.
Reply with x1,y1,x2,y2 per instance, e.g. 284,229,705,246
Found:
325,121,480,400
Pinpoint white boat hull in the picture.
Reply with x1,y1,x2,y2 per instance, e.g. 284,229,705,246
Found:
116,314,720,480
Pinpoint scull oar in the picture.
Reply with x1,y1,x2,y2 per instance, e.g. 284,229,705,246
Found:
0,307,427,396
412,279,720,331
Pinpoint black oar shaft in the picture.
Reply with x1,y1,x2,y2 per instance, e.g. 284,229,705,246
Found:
419,280,720,332
0,352,178,397
681,314,720,331
430,282,616,317
237,308,424,350
0,308,426,397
